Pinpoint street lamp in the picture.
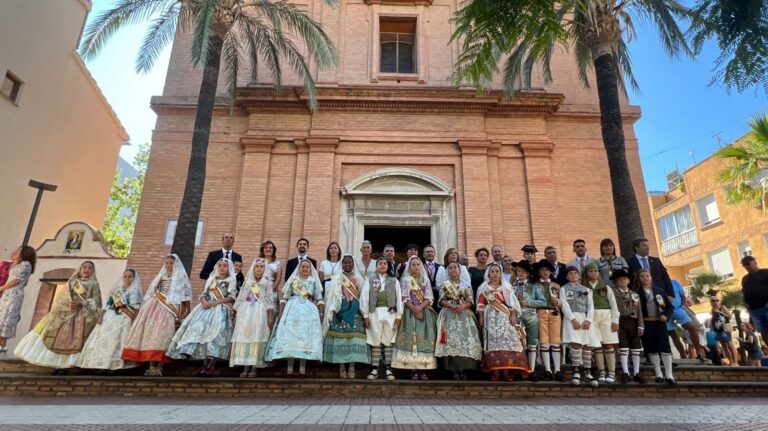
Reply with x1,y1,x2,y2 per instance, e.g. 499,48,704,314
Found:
22,180,57,247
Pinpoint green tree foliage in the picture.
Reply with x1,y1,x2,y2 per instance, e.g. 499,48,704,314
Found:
103,144,150,257
688,0,768,94
451,0,690,257
690,271,723,303
716,113,768,209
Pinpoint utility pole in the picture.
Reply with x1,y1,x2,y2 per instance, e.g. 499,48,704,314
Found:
22,180,58,247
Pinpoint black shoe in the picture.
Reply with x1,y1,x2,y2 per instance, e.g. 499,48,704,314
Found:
528,373,539,382
459,373,468,381
654,376,664,384
620,373,630,384
554,371,566,382
666,378,677,386
513,373,523,381
633,374,645,384
453,372,461,380
543,371,553,381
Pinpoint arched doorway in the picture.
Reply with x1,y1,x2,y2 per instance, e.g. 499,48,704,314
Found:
339,168,456,256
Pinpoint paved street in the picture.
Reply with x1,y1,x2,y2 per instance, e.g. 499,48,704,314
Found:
1,397,766,430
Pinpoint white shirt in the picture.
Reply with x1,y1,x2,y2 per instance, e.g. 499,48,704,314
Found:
222,248,234,260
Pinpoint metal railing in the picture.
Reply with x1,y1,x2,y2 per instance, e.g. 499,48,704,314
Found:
661,229,699,255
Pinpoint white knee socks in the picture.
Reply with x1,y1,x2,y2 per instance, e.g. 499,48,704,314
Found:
661,353,674,379
619,348,630,374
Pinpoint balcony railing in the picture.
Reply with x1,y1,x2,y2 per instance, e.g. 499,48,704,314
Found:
661,229,699,256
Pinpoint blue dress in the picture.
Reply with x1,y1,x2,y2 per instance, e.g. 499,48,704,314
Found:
265,277,324,361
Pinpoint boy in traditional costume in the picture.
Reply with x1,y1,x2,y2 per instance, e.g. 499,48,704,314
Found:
360,257,403,381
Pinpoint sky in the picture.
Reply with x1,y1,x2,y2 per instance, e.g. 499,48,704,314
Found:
84,1,767,193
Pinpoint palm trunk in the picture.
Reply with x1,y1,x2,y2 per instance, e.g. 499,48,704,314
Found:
592,50,645,258
171,36,223,274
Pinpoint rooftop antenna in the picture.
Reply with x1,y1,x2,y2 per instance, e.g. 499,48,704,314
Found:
713,132,724,147
689,150,696,165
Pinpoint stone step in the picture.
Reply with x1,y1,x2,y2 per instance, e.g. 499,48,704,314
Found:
1,373,767,398
0,359,765,382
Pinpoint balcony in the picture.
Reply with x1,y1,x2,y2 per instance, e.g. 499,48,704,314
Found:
661,229,699,256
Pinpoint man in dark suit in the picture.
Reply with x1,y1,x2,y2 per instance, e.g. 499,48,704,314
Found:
544,246,568,287
383,244,397,277
421,244,441,311
284,237,317,281
628,238,674,298
200,233,242,280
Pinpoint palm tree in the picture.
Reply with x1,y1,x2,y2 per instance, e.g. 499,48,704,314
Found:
688,0,768,95
716,113,768,211
451,0,691,258
80,0,338,273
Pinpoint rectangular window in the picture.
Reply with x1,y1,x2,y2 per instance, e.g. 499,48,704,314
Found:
164,220,204,247
696,194,720,226
380,17,416,74
658,206,694,241
708,248,734,279
737,240,753,258
1,71,23,104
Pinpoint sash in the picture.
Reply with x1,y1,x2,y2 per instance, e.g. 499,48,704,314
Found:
210,283,234,312
410,279,425,304
111,290,136,320
72,279,89,302
154,290,179,319
291,279,311,299
341,274,360,301
441,280,458,300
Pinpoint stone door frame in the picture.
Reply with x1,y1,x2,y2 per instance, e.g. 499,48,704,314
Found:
339,167,457,255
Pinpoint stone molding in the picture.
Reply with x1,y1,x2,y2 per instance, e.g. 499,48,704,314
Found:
457,139,492,155
365,0,434,5
240,137,275,153
306,137,340,153
520,141,555,158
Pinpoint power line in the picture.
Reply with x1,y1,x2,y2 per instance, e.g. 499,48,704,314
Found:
640,118,744,161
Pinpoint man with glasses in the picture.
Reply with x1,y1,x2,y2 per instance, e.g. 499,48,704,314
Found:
567,239,598,275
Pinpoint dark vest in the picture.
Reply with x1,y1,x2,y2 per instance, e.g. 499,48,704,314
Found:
368,274,398,313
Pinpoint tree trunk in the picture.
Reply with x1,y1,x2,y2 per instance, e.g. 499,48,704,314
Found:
171,37,223,275
592,51,645,258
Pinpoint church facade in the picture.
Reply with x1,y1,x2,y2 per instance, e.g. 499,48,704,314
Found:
128,0,655,285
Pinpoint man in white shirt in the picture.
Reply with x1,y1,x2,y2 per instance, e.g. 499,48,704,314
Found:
566,239,599,276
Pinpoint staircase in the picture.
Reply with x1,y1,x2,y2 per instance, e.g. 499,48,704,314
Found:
1,359,766,398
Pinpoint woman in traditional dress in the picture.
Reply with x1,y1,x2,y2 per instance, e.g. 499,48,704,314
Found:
121,254,192,376
0,245,36,354
76,269,142,371
501,256,515,284
323,255,370,378
265,259,324,377
434,261,481,380
434,247,471,292
392,256,438,380
15,260,101,374
477,262,529,381
230,258,274,377
319,242,343,291
260,240,283,312
354,240,377,280
167,258,236,376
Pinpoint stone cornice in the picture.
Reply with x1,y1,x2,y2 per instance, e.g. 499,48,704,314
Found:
233,87,564,115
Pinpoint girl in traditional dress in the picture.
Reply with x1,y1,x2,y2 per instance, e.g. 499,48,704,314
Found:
392,256,438,380
121,254,192,376
634,268,676,385
0,245,36,354
167,258,236,376
15,260,101,374
260,240,283,312
265,259,324,377
434,247,472,292
354,240,377,280
319,242,343,291
477,262,529,381
76,269,142,371
323,255,370,378
435,261,481,380
230,258,274,377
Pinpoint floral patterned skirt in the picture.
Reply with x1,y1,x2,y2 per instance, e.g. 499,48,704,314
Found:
121,298,176,363
391,307,438,370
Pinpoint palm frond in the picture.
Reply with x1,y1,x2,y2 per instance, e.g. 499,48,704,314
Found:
221,30,243,112
80,0,176,60
190,0,217,67
631,0,692,59
136,2,181,74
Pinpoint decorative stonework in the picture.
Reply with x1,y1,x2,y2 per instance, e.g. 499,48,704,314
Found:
339,168,456,256
365,0,434,5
